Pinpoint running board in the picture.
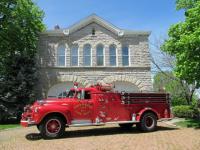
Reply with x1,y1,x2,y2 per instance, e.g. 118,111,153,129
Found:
68,120,139,127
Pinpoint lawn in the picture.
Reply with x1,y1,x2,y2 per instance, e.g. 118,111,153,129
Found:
175,119,200,128
0,124,20,131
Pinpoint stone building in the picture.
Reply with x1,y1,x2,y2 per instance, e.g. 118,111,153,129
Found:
37,14,152,98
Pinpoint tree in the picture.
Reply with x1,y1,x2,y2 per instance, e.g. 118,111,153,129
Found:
161,0,200,101
0,0,45,121
153,72,188,106
151,36,197,105
176,0,199,10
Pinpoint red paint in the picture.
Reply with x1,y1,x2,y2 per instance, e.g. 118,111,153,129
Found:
21,84,171,127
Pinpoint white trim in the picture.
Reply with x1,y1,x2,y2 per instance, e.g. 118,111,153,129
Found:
68,120,139,127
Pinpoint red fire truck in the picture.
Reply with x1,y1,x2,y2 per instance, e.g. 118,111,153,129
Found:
21,84,171,139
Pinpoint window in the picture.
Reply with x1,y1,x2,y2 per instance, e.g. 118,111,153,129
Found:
96,44,104,66
84,91,91,99
71,45,78,66
77,90,91,100
57,45,66,66
109,45,116,66
83,44,91,66
92,28,95,35
58,91,68,99
122,46,129,66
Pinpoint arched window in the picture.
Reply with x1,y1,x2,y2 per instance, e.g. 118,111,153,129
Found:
83,44,91,66
122,46,129,66
96,44,104,66
71,45,78,66
57,45,65,66
109,45,116,66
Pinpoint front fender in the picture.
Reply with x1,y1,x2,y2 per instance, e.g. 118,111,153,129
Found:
35,105,72,124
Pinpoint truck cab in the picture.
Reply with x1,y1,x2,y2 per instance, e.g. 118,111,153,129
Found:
21,84,171,139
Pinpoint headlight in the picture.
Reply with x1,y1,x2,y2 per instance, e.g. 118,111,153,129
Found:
37,100,46,106
34,107,39,113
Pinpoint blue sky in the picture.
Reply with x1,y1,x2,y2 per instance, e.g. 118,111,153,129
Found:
35,0,185,40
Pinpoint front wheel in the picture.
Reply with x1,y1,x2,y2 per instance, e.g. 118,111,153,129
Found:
140,113,157,132
40,116,65,139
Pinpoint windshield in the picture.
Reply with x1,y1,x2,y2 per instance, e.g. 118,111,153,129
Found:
67,90,75,98
58,90,75,99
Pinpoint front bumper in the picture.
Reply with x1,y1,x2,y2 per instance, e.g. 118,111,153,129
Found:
20,119,36,127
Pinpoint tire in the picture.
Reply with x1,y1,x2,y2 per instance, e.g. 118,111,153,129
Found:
119,123,133,129
37,124,42,132
40,116,65,139
140,112,157,132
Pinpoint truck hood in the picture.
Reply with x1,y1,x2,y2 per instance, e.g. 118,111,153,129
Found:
33,98,73,106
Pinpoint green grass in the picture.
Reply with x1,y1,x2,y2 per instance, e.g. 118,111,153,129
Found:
175,119,200,128
0,124,20,130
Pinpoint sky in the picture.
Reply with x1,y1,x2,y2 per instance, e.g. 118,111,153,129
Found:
35,0,185,40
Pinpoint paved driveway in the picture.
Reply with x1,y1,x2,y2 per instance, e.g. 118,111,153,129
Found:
0,122,199,150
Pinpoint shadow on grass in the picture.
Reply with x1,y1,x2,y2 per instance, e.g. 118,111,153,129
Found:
25,125,178,141
175,119,200,129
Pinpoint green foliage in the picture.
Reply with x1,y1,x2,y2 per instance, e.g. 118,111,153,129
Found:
176,0,200,10
191,98,200,118
162,1,200,87
0,0,45,121
153,72,188,106
173,105,194,118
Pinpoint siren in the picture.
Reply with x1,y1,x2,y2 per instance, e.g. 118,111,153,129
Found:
74,82,78,89
98,83,113,91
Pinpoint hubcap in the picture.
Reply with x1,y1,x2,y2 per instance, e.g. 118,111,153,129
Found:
46,119,61,134
145,116,154,127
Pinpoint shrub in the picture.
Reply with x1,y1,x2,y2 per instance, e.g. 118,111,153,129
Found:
191,99,200,119
171,97,188,106
173,105,194,118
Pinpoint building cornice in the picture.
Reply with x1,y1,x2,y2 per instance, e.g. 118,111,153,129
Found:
40,14,151,37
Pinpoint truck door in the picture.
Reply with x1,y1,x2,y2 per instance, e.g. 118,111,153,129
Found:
71,90,94,125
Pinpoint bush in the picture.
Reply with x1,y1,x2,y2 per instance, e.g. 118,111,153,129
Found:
173,105,194,118
191,99,200,119
171,97,188,106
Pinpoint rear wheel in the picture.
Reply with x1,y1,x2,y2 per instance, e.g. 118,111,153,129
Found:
119,123,133,129
40,116,65,139
140,112,157,132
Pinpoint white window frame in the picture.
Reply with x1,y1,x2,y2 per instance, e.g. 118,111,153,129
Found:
96,44,104,66
122,45,129,66
57,44,66,67
109,44,117,66
83,44,92,66
71,44,79,66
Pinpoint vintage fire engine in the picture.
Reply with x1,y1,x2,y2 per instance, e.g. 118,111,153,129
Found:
21,83,171,139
